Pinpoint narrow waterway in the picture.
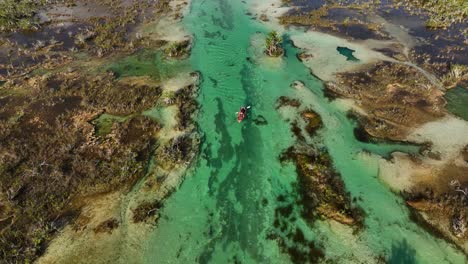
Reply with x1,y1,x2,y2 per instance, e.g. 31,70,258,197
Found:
143,0,466,263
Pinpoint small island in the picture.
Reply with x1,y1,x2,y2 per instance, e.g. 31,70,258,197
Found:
265,30,284,57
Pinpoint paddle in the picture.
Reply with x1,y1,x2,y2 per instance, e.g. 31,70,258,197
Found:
235,105,251,115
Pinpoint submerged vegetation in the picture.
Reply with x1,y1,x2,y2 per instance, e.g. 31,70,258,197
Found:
164,40,192,59
276,97,363,228
280,146,364,227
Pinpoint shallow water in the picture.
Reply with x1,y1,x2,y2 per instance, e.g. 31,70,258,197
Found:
142,0,466,263
108,50,190,81
445,86,468,121
336,46,359,62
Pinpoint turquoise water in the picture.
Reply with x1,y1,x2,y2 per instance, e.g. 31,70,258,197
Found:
142,0,466,263
336,46,359,62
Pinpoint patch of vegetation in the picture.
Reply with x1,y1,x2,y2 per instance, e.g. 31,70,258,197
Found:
395,0,468,29
0,0,197,262
0,70,164,262
173,82,199,130
276,96,301,109
132,201,162,223
332,61,446,140
164,40,191,59
280,147,365,227
300,110,322,137
265,31,284,57
280,6,330,27
279,3,383,38
441,64,468,88
0,0,43,32
158,133,196,170
93,218,119,234
403,176,468,251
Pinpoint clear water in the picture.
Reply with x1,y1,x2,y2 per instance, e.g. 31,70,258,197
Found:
142,0,466,263
336,46,360,62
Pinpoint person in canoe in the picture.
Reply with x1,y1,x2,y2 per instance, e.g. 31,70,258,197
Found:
237,106,250,123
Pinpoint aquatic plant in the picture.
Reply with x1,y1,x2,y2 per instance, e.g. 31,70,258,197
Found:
280,147,364,227
132,201,162,223
441,64,468,88
163,40,191,58
0,0,43,32
265,31,284,57
395,0,468,28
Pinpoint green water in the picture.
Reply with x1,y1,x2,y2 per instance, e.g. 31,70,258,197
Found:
142,0,466,263
108,50,190,80
445,86,468,121
336,46,359,62
92,113,129,136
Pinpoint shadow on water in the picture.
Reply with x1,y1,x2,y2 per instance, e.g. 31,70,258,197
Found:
387,239,416,264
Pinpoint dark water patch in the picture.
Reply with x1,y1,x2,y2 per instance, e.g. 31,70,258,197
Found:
378,6,468,66
6,23,87,51
208,76,218,88
290,121,305,142
200,122,266,262
373,47,403,60
210,0,234,30
206,98,234,196
268,192,325,264
214,98,234,161
204,30,222,39
336,46,359,61
322,83,340,101
276,96,301,109
0,53,64,77
0,95,29,120
336,23,388,40
202,139,212,166
354,124,372,143
411,43,468,67
253,115,268,126
445,86,468,121
347,112,421,158
387,239,416,264
199,44,268,260
23,96,82,124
